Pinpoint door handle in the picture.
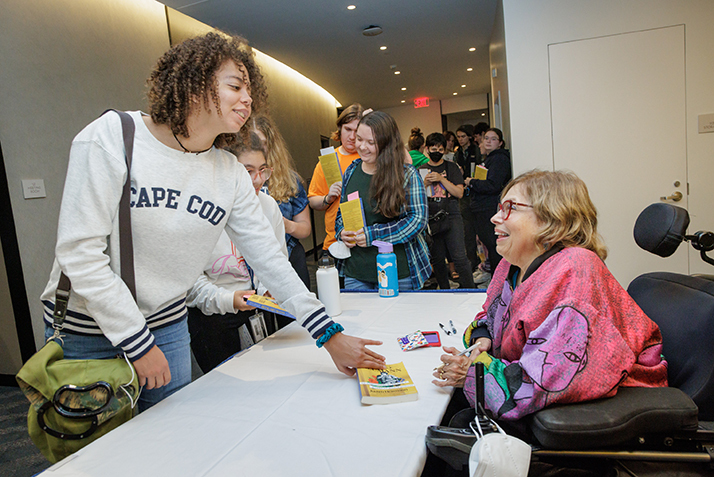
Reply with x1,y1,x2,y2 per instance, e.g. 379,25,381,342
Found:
660,191,683,202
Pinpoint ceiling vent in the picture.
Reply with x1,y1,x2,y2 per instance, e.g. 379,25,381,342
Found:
362,25,383,36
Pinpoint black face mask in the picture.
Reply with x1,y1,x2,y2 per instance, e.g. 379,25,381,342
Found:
429,151,444,162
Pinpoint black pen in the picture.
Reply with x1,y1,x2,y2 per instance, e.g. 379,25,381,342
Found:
438,322,451,335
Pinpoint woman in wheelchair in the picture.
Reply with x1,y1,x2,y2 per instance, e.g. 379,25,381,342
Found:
432,170,668,420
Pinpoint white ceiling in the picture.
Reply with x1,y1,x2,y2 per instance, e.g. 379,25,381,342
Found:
161,0,497,110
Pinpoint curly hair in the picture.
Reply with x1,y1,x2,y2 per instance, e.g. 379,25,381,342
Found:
502,170,608,260
359,111,406,218
147,32,268,149
249,115,303,203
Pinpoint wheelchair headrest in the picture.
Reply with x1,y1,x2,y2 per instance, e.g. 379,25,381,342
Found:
633,203,690,257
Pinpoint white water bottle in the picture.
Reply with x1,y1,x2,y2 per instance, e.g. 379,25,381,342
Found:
316,255,342,316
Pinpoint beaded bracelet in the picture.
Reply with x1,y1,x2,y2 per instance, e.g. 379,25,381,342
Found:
316,323,344,348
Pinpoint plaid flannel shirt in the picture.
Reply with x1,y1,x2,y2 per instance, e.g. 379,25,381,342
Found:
335,159,431,289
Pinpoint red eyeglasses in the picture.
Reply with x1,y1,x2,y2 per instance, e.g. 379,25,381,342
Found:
497,200,532,220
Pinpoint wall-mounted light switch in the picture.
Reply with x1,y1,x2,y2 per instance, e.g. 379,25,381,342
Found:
699,113,714,134
22,179,46,199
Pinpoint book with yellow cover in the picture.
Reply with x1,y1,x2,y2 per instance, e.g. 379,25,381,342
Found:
244,294,296,319
339,198,365,232
356,362,418,405
472,164,488,180
318,147,343,186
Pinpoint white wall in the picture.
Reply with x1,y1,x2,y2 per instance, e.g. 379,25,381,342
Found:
441,94,489,115
381,102,444,145
502,0,714,276
489,0,510,145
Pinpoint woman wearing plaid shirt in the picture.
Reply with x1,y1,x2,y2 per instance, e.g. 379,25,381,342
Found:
336,111,431,290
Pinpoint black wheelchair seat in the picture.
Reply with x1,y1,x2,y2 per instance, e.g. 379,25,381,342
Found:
528,387,698,450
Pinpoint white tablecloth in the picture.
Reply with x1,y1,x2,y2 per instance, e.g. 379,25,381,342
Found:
43,291,486,477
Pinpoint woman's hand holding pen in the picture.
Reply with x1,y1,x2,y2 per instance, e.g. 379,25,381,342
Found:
432,338,491,388
432,346,473,388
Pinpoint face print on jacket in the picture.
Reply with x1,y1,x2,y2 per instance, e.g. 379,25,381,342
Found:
483,284,512,355
521,306,589,393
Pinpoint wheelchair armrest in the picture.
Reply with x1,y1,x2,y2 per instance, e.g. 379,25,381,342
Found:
528,387,698,450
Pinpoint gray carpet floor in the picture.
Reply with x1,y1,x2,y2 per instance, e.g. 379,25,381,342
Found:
0,386,50,477
0,252,320,476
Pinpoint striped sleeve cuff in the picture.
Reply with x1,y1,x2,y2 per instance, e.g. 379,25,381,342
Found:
301,306,336,340
118,325,156,361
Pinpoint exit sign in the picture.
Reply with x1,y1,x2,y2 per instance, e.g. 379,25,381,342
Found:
414,97,430,108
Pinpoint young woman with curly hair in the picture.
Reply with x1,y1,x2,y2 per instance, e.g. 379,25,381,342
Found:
40,32,385,411
336,111,431,290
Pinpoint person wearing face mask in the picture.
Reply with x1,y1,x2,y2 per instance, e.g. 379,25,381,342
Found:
465,128,512,276
186,133,289,372
422,133,475,289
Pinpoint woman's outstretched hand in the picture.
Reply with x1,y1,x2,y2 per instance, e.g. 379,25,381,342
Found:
323,332,385,376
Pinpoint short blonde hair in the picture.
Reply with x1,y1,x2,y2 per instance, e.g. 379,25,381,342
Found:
503,170,607,260
248,115,302,203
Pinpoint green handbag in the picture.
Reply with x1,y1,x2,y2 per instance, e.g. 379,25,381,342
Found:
16,341,139,463
15,110,141,463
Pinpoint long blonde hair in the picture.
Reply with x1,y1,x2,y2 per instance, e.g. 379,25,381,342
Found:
503,170,608,260
248,115,302,203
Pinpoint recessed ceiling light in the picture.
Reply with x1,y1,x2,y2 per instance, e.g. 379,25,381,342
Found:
401,100,406,103
469,47,476,52
453,92,458,95
401,87,406,91
347,5,356,10
394,71,400,75
461,84,466,88
467,68,473,72
481,112,486,116
380,46,387,50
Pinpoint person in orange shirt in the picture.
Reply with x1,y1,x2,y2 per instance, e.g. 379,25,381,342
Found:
308,103,366,252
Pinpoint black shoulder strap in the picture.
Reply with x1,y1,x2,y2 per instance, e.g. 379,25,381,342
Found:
53,110,137,328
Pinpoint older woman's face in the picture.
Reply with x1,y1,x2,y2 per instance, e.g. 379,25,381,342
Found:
491,184,543,271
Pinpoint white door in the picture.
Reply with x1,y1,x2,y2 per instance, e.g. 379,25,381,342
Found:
548,25,688,287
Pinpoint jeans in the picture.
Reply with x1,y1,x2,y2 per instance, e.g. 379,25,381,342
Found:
431,213,476,289
343,276,414,291
45,319,191,413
